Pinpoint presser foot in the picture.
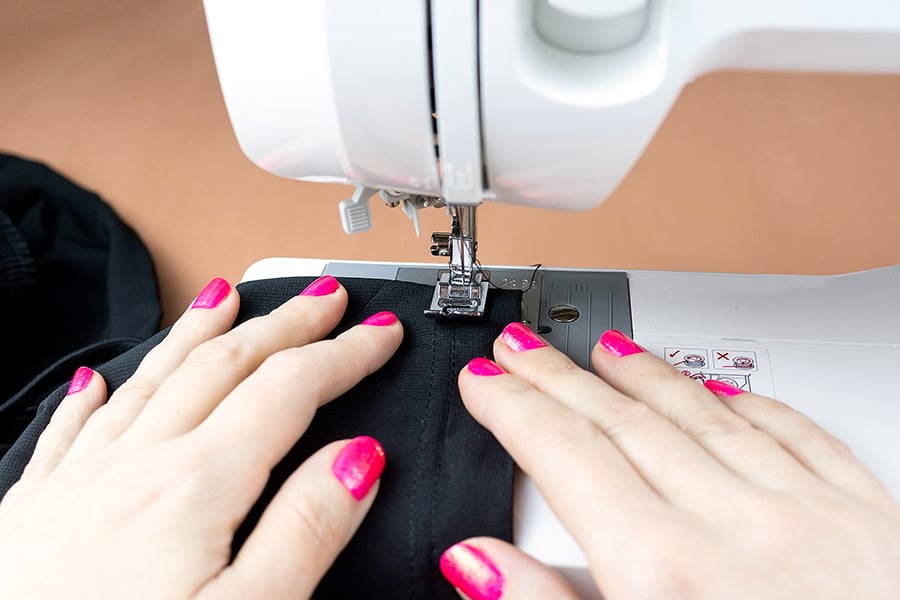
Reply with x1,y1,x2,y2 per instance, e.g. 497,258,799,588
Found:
425,270,490,318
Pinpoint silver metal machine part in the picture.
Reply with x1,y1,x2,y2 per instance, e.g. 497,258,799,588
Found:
321,262,632,369
425,205,489,317
340,188,488,317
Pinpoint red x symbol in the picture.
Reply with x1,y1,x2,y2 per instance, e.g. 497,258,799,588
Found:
716,352,729,361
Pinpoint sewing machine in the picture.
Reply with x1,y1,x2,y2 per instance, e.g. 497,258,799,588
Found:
203,0,900,595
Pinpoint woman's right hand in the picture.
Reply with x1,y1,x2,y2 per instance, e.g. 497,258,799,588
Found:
445,324,900,599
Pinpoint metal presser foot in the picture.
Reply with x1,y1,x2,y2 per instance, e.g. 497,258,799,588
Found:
425,205,489,318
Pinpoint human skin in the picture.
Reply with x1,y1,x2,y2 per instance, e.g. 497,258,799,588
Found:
1,276,897,599
445,325,900,599
0,276,403,599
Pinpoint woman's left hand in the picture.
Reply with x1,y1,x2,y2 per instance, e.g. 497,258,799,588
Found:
0,275,403,599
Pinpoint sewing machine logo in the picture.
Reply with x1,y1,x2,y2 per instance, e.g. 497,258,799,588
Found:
442,162,475,191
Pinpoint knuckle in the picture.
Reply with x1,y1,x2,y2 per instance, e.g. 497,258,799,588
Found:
254,349,325,405
186,335,248,368
271,301,327,342
631,358,680,381
28,441,65,472
801,424,854,457
259,349,321,390
597,346,679,379
640,560,698,596
529,410,601,460
680,410,754,441
46,400,83,430
284,493,348,550
602,400,658,441
258,347,305,374
332,335,381,375
111,374,157,404
528,353,581,381
167,317,206,346
83,401,133,436
823,435,857,459
745,499,808,556
622,531,700,597
469,375,537,422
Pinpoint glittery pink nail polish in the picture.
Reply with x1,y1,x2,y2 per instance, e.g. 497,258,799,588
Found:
440,542,504,600
704,379,745,397
499,322,545,352
191,277,231,309
599,329,643,357
467,357,504,376
66,367,94,395
361,311,398,326
300,275,340,297
331,436,385,501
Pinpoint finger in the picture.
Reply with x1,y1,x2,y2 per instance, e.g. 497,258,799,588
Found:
591,330,821,493
63,277,239,460
459,357,671,571
439,537,579,600
705,382,900,516
21,368,107,483
124,275,348,445
491,323,747,511
196,312,402,491
196,437,385,600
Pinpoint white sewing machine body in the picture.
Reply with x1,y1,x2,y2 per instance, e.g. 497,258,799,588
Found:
242,258,900,598
205,0,900,595
206,0,900,318
205,0,900,210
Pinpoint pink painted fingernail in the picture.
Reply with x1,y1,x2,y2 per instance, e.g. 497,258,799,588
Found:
361,311,398,326
599,329,643,357
332,436,386,501
191,277,231,309
499,322,545,352
440,542,504,600
66,367,94,395
300,275,340,297
704,379,745,397
467,357,504,376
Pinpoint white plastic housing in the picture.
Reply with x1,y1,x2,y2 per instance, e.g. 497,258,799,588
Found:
204,0,439,194
483,0,900,209
205,0,900,208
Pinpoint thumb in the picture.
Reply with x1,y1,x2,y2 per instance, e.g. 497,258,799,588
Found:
440,537,581,599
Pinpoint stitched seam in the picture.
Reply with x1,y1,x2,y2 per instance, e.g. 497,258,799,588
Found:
429,320,455,597
409,315,439,598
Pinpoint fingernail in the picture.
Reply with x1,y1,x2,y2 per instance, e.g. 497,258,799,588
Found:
300,275,340,297
704,379,745,397
499,322,545,352
66,367,94,395
440,542,504,600
467,357,504,376
599,329,643,357
332,436,386,501
361,311,398,326
191,277,231,309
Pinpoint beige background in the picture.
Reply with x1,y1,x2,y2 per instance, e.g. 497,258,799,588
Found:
2,0,899,324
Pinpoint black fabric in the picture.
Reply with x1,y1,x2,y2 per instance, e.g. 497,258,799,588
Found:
0,276,519,599
0,154,161,457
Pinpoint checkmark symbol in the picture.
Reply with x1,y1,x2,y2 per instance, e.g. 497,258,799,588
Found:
668,350,680,358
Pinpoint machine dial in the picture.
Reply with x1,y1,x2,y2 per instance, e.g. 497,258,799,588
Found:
534,0,650,53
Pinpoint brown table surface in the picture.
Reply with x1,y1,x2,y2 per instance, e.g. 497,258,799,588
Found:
3,0,900,324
